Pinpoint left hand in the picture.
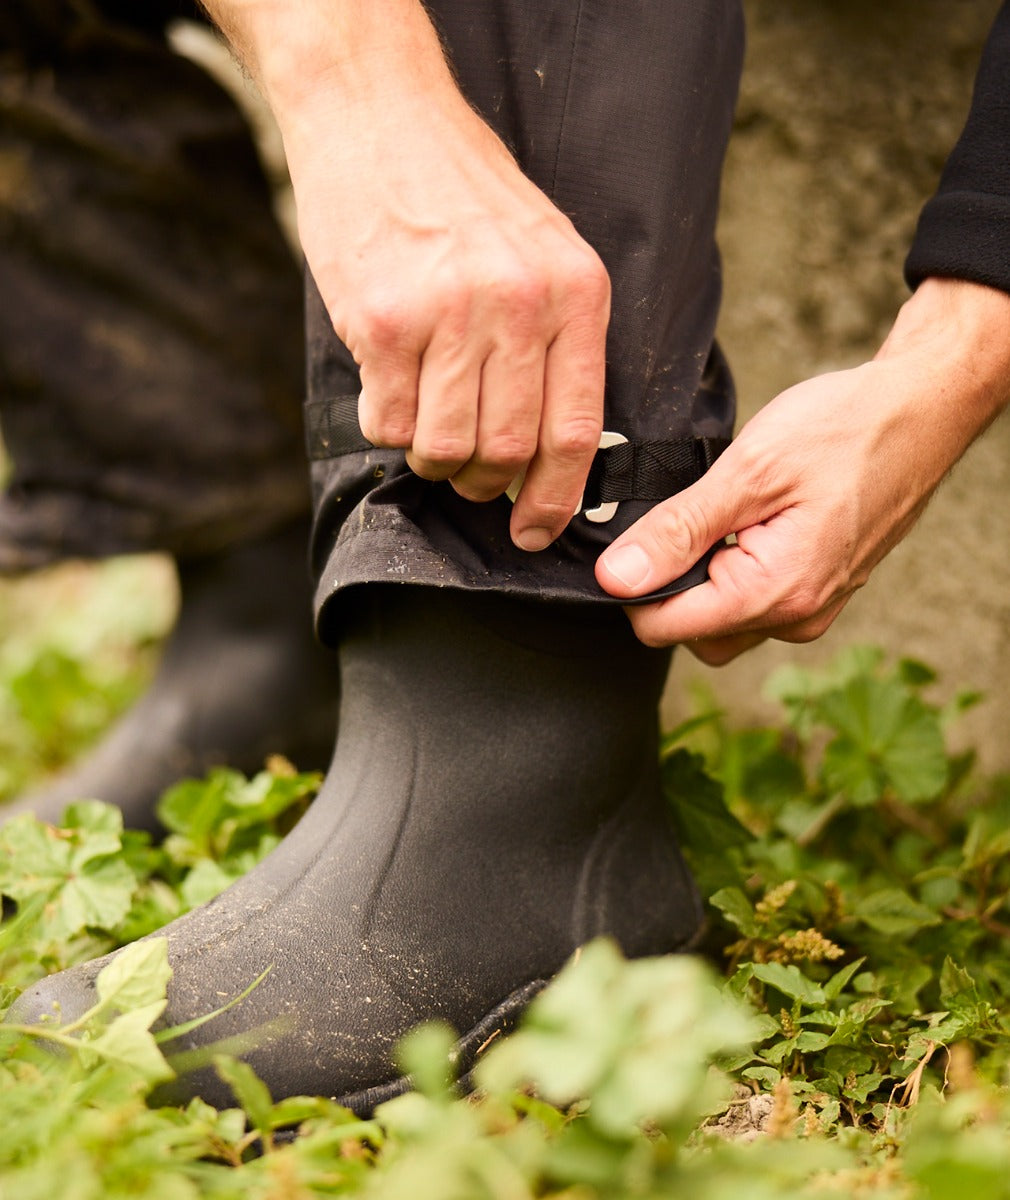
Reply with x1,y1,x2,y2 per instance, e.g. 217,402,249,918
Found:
595,279,1010,663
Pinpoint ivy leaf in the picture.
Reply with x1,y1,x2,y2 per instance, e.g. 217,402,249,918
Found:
477,939,756,1139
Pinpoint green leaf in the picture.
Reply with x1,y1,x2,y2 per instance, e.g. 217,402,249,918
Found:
897,658,937,688
823,957,866,1002
95,938,173,1014
477,939,756,1138
817,676,948,805
394,1021,456,1102
748,962,826,1007
213,1055,274,1134
853,888,942,936
710,887,758,936
663,749,753,856
86,1003,174,1085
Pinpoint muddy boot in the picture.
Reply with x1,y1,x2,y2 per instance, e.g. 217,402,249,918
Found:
2,519,338,833
8,584,701,1112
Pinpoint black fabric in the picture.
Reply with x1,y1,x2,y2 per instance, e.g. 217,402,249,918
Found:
307,1,744,630
11,585,702,1112
0,2,308,569
905,1,1010,293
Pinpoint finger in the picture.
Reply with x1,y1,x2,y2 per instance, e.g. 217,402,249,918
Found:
594,430,800,599
509,316,606,552
352,296,424,449
681,631,768,667
672,593,847,665
625,535,850,650
449,342,545,502
406,329,483,481
594,470,743,600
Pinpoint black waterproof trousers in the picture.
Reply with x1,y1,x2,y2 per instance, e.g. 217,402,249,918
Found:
0,1,744,634
0,0,308,568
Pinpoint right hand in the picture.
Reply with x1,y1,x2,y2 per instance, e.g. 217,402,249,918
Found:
268,3,611,552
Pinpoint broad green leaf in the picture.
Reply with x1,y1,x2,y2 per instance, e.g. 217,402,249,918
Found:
748,962,826,1007
824,957,866,1001
394,1021,456,1102
95,939,172,1013
818,676,947,804
710,887,758,936
54,855,137,938
663,748,753,855
179,860,239,909
853,888,942,936
86,1003,174,1085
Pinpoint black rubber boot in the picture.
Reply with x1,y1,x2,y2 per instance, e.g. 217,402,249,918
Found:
1,519,339,834
8,585,702,1112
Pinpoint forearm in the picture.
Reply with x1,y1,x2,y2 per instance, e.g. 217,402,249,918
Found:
874,277,1010,486
198,0,459,124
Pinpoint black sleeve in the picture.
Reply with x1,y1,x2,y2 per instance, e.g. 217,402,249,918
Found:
904,1,1010,293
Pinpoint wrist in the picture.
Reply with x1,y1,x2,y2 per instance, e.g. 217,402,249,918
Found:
876,278,1010,435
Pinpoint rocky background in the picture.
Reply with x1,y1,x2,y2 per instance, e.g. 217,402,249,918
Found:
664,0,1010,767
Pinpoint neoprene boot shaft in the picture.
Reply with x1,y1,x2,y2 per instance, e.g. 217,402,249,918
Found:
10,586,702,1111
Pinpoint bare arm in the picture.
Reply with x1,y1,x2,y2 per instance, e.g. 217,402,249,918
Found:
201,0,610,551
596,278,1010,661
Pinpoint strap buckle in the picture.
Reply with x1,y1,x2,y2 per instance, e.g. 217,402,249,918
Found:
505,430,629,525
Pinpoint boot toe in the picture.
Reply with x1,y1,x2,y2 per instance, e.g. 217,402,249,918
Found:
6,959,104,1029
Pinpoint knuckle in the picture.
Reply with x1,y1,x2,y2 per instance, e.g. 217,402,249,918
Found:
366,415,414,448
564,247,611,312
653,494,713,560
414,434,474,470
451,474,508,503
544,414,603,462
478,432,538,472
775,581,827,629
496,267,550,320
691,641,736,667
357,293,413,351
627,610,667,650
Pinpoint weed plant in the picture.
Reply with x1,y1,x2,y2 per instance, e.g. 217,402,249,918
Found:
0,573,1008,1198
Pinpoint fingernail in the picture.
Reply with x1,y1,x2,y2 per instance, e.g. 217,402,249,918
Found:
515,527,554,552
601,543,651,590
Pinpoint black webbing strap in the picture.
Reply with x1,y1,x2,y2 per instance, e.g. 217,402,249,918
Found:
304,394,729,506
580,436,730,511
306,394,371,460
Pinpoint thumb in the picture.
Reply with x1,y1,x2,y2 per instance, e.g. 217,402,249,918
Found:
595,469,742,598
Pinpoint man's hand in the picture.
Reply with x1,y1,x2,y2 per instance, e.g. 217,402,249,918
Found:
204,0,609,552
596,279,1010,662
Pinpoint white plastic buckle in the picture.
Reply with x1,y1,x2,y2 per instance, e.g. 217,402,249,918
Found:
505,430,628,524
